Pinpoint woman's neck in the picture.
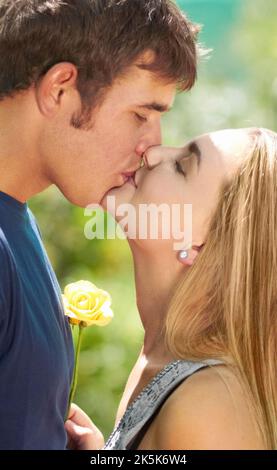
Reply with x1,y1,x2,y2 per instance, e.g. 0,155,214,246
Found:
131,244,185,364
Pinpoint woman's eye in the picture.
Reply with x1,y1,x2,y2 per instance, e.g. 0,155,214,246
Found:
175,160,186,177
135,113,147,123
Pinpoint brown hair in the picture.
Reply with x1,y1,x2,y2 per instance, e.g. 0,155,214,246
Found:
0,0,201,124
164,128,277,449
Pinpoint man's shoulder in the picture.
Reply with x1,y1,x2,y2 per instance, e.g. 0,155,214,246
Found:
27,207,42,239
0,228,16,276
0,227,11,257
0,230,16,315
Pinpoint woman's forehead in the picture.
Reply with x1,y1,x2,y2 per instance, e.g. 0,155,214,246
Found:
178,129,252,182
186,129,252,175
199,129,251,160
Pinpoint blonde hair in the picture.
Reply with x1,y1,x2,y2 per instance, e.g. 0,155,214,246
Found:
164,128,277,449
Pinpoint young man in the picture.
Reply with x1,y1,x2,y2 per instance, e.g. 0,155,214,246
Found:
0,0,199,449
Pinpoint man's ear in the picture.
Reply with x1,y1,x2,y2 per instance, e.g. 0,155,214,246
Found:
35,62,78,117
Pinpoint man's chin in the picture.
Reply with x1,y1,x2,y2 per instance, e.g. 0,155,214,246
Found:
60,192,97,209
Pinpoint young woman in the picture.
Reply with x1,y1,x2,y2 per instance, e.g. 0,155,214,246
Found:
65,127,277,450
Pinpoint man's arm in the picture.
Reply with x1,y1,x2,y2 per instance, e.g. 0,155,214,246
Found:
65,404,105,450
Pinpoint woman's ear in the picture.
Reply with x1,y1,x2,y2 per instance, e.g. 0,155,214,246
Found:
178,244,205,266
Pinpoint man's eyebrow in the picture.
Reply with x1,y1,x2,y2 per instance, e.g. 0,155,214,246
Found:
137,102,172,113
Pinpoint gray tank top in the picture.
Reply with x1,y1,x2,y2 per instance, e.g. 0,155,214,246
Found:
103,358,224,450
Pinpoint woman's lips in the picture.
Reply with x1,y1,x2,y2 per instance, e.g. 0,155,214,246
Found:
122,172,137,188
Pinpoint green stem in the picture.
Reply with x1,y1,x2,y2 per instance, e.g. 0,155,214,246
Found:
66,322,85,420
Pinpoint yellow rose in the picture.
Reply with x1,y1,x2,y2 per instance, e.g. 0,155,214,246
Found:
62,280,113,327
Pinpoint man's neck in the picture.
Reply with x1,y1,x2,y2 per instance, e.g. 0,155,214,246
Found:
0,94,51,202
0,159,51,203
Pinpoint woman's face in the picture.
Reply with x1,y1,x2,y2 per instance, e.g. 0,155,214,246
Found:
103,129,252,251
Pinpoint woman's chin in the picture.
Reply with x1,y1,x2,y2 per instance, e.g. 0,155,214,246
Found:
100,182,136,212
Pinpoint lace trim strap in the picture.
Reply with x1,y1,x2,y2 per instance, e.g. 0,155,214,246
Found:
104,358,224,449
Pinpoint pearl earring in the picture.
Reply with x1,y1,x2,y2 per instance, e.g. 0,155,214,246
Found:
179,250,189,260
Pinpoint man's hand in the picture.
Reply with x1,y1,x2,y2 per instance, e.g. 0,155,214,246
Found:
65,403,105,450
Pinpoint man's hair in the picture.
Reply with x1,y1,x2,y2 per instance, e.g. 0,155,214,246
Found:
0,0,201,125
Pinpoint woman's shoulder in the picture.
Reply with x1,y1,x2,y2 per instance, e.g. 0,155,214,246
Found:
152,364,265,449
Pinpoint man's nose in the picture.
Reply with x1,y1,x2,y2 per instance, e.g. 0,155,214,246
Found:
135,121,162,158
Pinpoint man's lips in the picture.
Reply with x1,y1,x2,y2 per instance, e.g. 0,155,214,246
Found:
100,170,138,206
122,171,136,177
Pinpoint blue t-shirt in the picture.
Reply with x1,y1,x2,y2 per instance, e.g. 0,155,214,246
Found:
0,191,74,450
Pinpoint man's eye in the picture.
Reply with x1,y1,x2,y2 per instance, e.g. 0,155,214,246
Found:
175,160,186,177
135,113,147,123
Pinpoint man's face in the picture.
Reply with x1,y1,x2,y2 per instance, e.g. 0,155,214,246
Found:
39,61,176,208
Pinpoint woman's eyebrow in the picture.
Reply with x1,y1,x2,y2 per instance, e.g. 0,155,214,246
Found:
180,141,202,173
188,141,202,170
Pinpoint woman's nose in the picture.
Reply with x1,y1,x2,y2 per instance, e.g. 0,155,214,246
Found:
143,146,163,169
144,146,183,169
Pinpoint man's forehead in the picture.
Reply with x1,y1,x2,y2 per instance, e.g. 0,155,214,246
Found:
111,62,176,110
130,78,176,111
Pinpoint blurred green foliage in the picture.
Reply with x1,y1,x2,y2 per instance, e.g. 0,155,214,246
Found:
29,0,276,440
